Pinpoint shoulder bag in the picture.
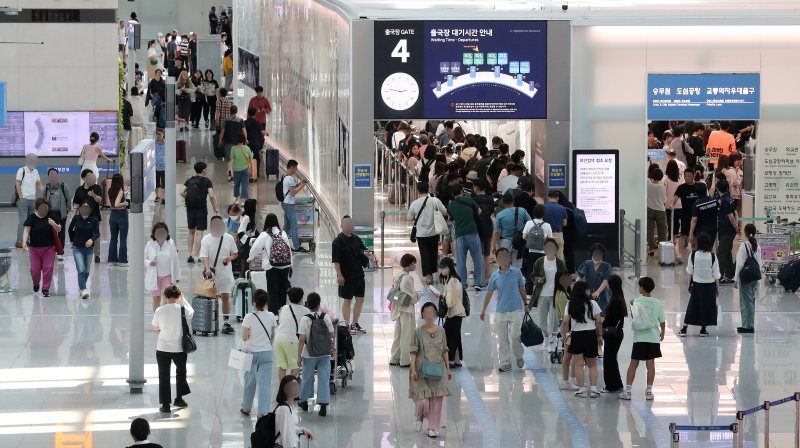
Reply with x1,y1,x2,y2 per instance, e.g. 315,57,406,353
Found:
77,147,86,167
253,312,274,345
193,236,224,298
417,327,444,379
410,196,429,243
511,207,527,256
603,319,622,339
181,306,197,353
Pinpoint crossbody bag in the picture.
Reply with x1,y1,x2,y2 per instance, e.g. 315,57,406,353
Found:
410,196,429,243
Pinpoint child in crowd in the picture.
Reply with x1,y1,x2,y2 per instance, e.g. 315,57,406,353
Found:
226,203,241,241
619,276,665,401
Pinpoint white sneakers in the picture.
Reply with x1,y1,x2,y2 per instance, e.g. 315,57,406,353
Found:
80,289,90,300
414,420,423,432
560,379,580,391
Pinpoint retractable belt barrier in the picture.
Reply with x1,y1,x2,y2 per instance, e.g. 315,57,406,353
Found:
669,392,800,448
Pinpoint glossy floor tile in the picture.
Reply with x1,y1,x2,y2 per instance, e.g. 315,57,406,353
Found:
0,129,797,447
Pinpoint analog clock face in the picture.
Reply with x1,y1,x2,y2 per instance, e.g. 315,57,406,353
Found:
380,72,419,111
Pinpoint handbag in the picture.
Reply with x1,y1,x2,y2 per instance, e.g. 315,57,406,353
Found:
602,319,622,339
387,273,414,308
228,348,253,371
410,197,429,243
520,313,544,347
417,327,444,379
194,237,225,298
739,243,762,283
433,208,448,235
181,306,197,353
51,226,64,256
77,147,86,167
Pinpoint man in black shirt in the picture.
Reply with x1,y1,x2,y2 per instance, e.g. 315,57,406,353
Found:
715,180,738,283
209,7,218,34
245,107,266,177
180,162,219,262
672,168,707,258
72,169,103,262
332,216,372,335
218,105,246,162
167,59,184,79
690,187,718,249
513,177,537,217
473,179,495,286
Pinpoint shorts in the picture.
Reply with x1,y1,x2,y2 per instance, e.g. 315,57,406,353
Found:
186,207,208,231
274,340,299,370
680,213,692,237
156,170,165,189
481,235,491,256
214,272,234,296
152,275,172,297
567,329,599,358
339,276,366,300
631,342,662,361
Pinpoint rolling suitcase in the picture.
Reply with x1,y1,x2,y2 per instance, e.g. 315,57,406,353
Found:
777,259,800,293
191,296,219,336
265,148,280,179
176,139,187,163
659,241,676,266
247,269,268,293
232,278,254,322
212,132,225,160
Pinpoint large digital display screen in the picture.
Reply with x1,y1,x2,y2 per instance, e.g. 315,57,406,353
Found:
237,47,261,89
375,21,547,120
647,73,760,120
574,151,618,224
0,111,118,157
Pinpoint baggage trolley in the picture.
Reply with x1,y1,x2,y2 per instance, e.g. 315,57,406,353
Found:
330,318,354,394
759,222,800,285
0,247,12,293
295,196,318,252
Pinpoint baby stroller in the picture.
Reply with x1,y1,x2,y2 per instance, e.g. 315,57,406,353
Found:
330,319,355,394
548,298,566,365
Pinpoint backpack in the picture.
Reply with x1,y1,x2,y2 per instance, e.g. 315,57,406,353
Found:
387,273,413,308
418,159,434,182
631,301,655,331
526,221,546,251
572,207,588,236
269,230,292,267
250,403,289,447
275,174,287,202
184,177,206,208
45,182,67,211
739,243,762,284
337,324,356,360
306,312,332,357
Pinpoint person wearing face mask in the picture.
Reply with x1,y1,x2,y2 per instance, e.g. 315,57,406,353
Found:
430,257,466,368
389,254,420,368
529,238,568,353
409,302,452,438
68,202,99,300
479,247,529,372
577,243,612,314
145,223,181,312
200,216,239,334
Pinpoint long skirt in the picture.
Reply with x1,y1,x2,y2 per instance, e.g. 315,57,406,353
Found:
684,281,717,326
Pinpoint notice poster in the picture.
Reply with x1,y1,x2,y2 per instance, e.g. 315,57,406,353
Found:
757,123,800,221
424,21,547,119
0,112,25,157
24,112,89,156
574,152,617,224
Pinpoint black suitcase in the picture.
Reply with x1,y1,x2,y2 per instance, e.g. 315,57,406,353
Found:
265,148,279,179
212,134,224,160
191,296,219,336
176,139,187,163
777,259,800,293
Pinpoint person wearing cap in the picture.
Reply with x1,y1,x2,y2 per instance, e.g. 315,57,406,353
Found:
463,170,478,197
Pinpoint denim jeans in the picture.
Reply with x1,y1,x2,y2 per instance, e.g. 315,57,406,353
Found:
73,246,93,290
108,209,129,263
739,280,758,329
232,169,249,199
16,198,35,244
300,355,331,405
242,350,274,415
456,232,484,289
281,202,301,249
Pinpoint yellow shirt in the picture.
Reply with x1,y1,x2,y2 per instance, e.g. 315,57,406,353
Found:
223,57,233,75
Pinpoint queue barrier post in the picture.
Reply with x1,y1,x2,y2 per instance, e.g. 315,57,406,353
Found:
765,400,771,448
633,218,642,278
736,410,744,448
378,210,393,270
669,423,679,448
731,422,739,448
795,392,800,448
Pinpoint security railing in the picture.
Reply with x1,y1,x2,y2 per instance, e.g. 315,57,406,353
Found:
618,209,642,279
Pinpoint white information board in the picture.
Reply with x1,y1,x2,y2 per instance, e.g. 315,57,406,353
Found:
756,122,800,221
574,152,617,224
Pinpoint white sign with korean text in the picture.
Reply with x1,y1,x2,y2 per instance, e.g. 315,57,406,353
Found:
575,153,617,224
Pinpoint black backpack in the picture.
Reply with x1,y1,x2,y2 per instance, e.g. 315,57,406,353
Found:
251,403,290,447
419,159,434,182
275,174,287,202
184,177,206,208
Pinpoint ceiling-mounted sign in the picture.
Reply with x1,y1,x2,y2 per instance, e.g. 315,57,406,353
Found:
374,21,548,120
647,73,760,120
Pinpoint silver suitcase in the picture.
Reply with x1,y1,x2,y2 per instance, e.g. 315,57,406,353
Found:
659,241,676,266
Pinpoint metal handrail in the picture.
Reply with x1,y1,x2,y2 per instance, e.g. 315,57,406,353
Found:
618,209,642,279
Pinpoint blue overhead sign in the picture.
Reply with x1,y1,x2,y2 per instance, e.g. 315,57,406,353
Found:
647,73,760,120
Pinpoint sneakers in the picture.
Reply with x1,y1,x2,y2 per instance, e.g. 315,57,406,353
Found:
678,328,687,338
737,327,755,334
159,404,171,413
33,284,39,293
80,289,90,300
574,389,588,398
473,285,484,292
293,247,310,253
94,256,100,263
498,364,512,373
173,397,188,408
700,328,709,337
117,262,129,267
516,358,524,369
298,401,309,412
57,255,64,262
350,323,366,334
42,290,50,298
187,256,195,264
720,278,735,285
222,323,234,334
645,390,655,401
318,404,328,417
560,380,580,391
588,389,601,398
414,420,423,432
618,390,632,400
599,387,618,394
426,429,439,438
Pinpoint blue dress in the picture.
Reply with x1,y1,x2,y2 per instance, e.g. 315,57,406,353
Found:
577,260,612,311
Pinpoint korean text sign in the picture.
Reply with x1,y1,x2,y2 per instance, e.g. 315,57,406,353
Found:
647,73,760,120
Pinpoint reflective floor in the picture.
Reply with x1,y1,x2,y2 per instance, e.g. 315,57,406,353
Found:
1,130,798,447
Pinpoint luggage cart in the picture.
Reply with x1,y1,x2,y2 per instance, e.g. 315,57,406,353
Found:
758,233,796,285
295,196,317,252
0,248,12,293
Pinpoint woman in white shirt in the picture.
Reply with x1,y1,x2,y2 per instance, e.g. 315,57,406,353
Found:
275,288,310,380
733,224,762,334
646,168,668,255
430,257,465,367
680,232,721,337
151,284,194,413
248,213,292,314
273,375,314,448
240,289,277,419
145,223,181,312
663,160,684,239
389,254,420,368
529,238,568,353
560,281,603,398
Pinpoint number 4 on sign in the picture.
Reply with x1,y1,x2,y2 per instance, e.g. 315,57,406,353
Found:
392,39,410,63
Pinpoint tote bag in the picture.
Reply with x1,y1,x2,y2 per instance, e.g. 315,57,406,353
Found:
228,349,253,372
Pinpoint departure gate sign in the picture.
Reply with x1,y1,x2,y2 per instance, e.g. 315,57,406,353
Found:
374,21,548,119
647,73,760,120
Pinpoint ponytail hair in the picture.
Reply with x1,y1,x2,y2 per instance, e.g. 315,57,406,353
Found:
89,132,100,144
744,223,758,251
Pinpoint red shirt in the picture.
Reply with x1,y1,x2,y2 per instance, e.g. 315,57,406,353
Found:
248,96,272,124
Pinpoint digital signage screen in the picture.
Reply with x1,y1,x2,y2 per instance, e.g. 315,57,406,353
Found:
0,111,119,157
374,21,548,120
574,152,618,224
237,47,261,89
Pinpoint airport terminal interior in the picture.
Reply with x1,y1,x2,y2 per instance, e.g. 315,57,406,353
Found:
2,0,800,447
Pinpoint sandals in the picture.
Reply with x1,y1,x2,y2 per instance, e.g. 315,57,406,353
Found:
240,408,251,416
